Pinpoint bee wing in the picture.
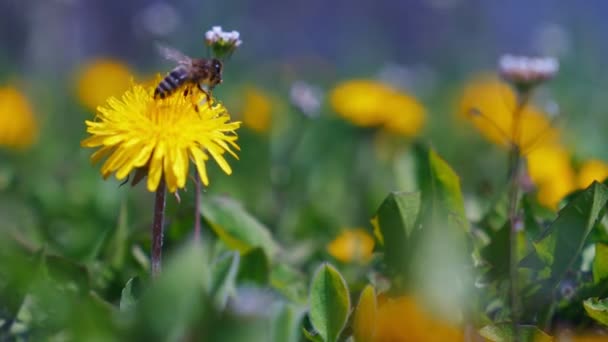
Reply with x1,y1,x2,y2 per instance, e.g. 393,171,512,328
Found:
156,43,192,66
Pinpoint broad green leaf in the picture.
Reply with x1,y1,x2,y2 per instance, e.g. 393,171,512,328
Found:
202,196,280,259
302,328,324,342
309,263,350,342
479,324,552,342
594,243,608,284
584,297,608,326
372,191,421,275
353,285,377,342
103,201,129,270
270,263,308,303
237,247,269,286
271,302,306,342
119,277,141,311
135,242,209,341
210,252,240,309
412,147,472,314
416,146,468,231
533,182,608,280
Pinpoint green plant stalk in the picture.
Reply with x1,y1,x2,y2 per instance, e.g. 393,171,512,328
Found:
194,171,202,241
508,91,531,341
151,179,167,278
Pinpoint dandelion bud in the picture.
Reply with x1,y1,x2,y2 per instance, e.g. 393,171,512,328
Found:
498,55,558,90
289,81,323,118
205,26,242,58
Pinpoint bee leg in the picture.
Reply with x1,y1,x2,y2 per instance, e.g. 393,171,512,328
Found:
119,175,130,187
186,85,199,112
197,83,213,108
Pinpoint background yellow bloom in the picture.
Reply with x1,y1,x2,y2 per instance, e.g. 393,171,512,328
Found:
352,293,464,342
527,144,576,209
241,87,272,133
577,159,608,188
459,74,558,150
0,86,38,150
326,228,375,263
330,80,426,137
82,83,240,193
76,58,134,112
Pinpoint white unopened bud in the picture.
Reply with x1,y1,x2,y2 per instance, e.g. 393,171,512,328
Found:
498,55,558,88
204,25,243,49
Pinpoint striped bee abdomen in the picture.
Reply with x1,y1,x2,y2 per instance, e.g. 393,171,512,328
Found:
154,66,189,99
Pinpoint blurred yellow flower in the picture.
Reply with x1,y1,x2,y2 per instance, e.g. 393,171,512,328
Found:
353,288,464,342
354,285,377,342
459,74,558,151
326,228,375,263
0,86,38,149
527,143,576,209
81,83,240,193
330,80,426,137
577,159,608,188
242,87,272,133
77,58,134,112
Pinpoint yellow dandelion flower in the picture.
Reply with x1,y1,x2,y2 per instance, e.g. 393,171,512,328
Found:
577,159,608,188
0,86,38,150
331,80,392,127
81,83,240,193
326,228,375,264
242,87,272,133
459,74,558,151
381,90,426,137
527,143,576,209
352,292,464,342
76,58,134,112
330,80,426,137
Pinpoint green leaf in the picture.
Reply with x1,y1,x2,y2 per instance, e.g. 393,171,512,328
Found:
372,191,421,275
584,297,608,326
270,263,308,303
119,277,141,311
479,324,552,342
309,263,350,342
237,247,269,286
210,252,240,309
103,201,129,270
533,182,608,280
302,328,324,342
135,242,209,341
271,302,306,342
202,196,280,259
594,243,608,284
416,146,468,231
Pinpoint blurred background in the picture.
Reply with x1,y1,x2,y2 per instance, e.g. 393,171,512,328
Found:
3,0,608,340
2,0,608,263
2,0,608,260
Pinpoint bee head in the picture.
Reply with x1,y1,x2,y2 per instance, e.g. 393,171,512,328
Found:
212,58,223,75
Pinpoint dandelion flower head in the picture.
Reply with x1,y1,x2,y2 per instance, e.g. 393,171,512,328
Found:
459,74,558,151
81,82,240,193
330,80,426,137
326,228,375,264
0,86,38,150
241,87,272,134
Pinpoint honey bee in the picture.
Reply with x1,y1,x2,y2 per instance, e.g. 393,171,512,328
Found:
154,44,223,108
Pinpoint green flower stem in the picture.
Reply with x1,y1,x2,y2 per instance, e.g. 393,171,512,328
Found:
194,171,202,241
508,91,531,341
151,179,167,278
